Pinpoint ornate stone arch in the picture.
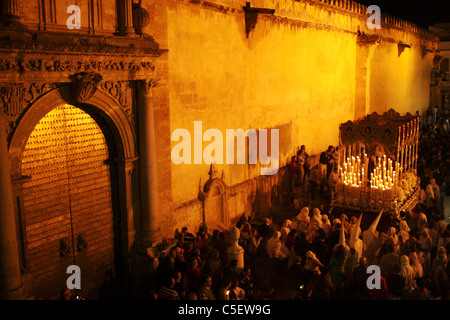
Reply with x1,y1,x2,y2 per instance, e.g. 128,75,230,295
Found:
201,166,229,229
9,85,137,177
7,84,138,292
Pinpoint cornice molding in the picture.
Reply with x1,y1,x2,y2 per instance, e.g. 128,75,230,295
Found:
0,28,168,57
0,55,158,74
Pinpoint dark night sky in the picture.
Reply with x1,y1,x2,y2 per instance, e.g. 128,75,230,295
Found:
356,0,450,28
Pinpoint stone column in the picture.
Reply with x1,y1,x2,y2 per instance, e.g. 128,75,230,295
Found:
113,156,138,299
0,117,25,299
114,156,138,249
119,0,136,36
136,80,162,247
1,0,20,21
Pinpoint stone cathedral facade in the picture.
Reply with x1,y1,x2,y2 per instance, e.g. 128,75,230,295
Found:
0,0,440,299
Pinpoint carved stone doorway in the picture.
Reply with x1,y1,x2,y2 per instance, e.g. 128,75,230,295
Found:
21,104,116,300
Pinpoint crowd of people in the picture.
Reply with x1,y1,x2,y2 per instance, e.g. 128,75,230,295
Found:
91,106,449,301
142,203,448,300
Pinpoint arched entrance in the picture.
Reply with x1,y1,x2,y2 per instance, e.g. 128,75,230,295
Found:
21,104,115,299
203,177,229,230
9,86,137,300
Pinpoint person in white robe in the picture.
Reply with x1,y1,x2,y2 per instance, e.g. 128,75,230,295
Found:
291,207,310,233
266,231,290,259
349,213,365,261
409,251,423,279
280,219,291,242
320,214,332,236
399,255,414,290
362,210,383,264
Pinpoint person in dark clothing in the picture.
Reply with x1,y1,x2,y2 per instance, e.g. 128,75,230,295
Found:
311,267,335,300
386,263,406,299
312,228,330,265
328,221,342,252
289,155,298,190
173,271,187,299
348,257,369,299
408,277,430,300
181,227,195,247
287,256,309,291
157,255,177,288
258,216,276,239
238,266,255,299
98,269,119,300
293,232,311,265
297,145,310,184
320,146,335,182
223,259,239,282
158,275,181,300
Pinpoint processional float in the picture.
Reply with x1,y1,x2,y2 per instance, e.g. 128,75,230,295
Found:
333,109,420,215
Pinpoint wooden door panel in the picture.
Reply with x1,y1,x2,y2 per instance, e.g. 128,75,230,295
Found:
22,104,115,300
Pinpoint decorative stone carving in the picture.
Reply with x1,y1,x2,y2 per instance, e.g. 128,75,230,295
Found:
22,82,60,105
0,59,18,71
136,79,157,96
1,82,60,116
0,57,156,73
99,80,135,126
132,0,150,35
340,109,416,159
100,81,132,107
200,163,230,228
1,82,61,143
0,83,24,116
70,72,103,103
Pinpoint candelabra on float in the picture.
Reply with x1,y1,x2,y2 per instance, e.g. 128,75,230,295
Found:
334,109,420,215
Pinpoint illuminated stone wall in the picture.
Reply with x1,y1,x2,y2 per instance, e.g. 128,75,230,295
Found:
9,0,439,239
166,1,357,205
367,36,435,116
157,0,438,235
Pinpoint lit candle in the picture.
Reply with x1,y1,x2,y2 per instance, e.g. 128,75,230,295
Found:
343,147,346,165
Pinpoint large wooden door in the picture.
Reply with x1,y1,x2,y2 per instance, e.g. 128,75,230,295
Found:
21,104,116,300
